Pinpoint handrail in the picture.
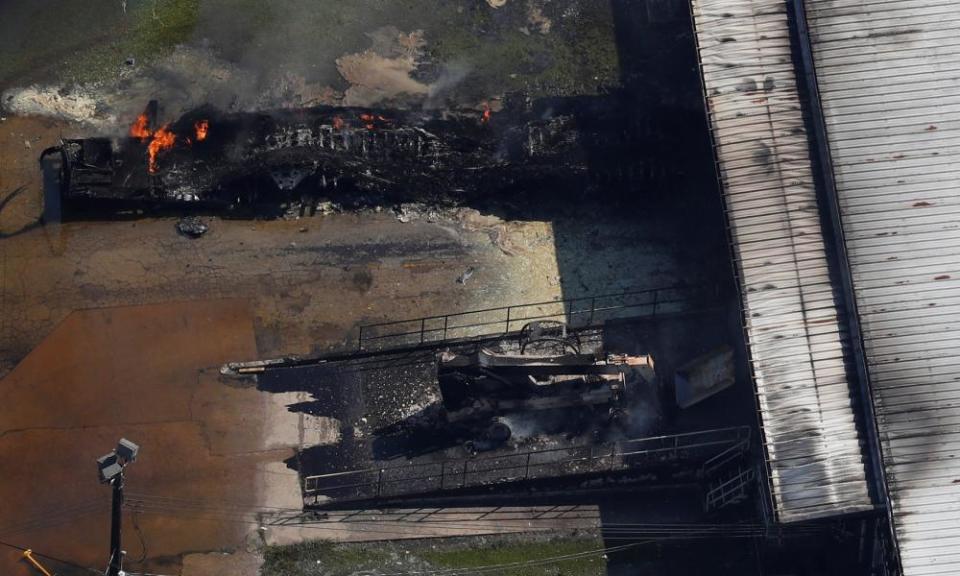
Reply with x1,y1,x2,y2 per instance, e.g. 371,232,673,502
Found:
357,285,696,350
222,285,704,376
303,426,750,500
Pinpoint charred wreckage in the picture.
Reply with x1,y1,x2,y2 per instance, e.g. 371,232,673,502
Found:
378,345,657,455
40,96,662,219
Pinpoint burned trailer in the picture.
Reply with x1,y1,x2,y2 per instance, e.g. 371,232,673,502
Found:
40,99,619,220
377,345,657,454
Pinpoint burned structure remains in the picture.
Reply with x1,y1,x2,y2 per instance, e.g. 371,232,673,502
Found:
15,0,953,571
375,323,656,453
42,96,669,219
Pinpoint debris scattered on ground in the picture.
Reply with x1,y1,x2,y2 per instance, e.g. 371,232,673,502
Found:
2,85,106,126
336,27,429,106
176,216,208,238
395,204,415,223
528,1,553,34
394,203,451,224
317,201,339,216
457,266,476,284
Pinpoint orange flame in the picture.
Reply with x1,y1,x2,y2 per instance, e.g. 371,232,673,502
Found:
481,103,491,124
130,113,151,141
194,119,209,141
147,125,176,174
359,113,375,130
333,116,344,130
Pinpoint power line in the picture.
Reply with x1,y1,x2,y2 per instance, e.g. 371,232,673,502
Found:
0,538,100,574
122,493,829,539
361,541,652,576
0,499,108,536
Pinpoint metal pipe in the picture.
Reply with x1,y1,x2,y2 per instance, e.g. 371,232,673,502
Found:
21,550,53,576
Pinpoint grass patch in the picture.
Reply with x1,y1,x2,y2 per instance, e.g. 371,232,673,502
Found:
262,532,606,576
1,0,618,100
62,0,201,84
420,537,606,576
428,0,619,99
263,540,396,576
0,0,200,88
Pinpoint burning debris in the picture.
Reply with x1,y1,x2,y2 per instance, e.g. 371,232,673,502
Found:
41,94,660,220
194,119,209,142
126,102,208,174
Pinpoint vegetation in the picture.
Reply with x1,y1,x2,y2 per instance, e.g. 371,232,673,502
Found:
428,0,620,99
261,532,607,576
1,0,618,99
0,0,201,88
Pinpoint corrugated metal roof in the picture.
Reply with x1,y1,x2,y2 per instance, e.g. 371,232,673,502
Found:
691,0,874,523
805,0,960,573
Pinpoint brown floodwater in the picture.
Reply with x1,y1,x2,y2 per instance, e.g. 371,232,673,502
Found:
0,299,292,575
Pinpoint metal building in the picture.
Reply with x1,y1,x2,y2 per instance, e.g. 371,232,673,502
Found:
803,0,960,573
690,0,874,523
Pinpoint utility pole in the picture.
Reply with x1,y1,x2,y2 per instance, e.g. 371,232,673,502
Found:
108,473,124,576
97,438,139,576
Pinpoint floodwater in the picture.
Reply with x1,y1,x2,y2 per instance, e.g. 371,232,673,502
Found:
0,115,693,574
0,299,285,575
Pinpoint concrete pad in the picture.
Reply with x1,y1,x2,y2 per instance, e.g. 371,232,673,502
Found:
261,505,601,545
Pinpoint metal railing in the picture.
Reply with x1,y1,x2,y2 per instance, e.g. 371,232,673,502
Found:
302,426,750,504
356,285,697,351
705,466,756,512
222,285,707,376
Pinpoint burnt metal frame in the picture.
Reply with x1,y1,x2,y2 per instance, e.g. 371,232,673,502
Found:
302,426,751,504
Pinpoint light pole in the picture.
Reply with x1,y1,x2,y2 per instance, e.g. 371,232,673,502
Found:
96,439,139,576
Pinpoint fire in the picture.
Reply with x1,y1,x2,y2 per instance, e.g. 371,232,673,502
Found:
481,103,492,124
359,113,375,130
147,125,176,174
194,119,209,141
333,116,344,130
130,113,151,141
128,109,206,173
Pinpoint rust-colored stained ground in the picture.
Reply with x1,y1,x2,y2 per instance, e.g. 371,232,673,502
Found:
0,299,290,575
